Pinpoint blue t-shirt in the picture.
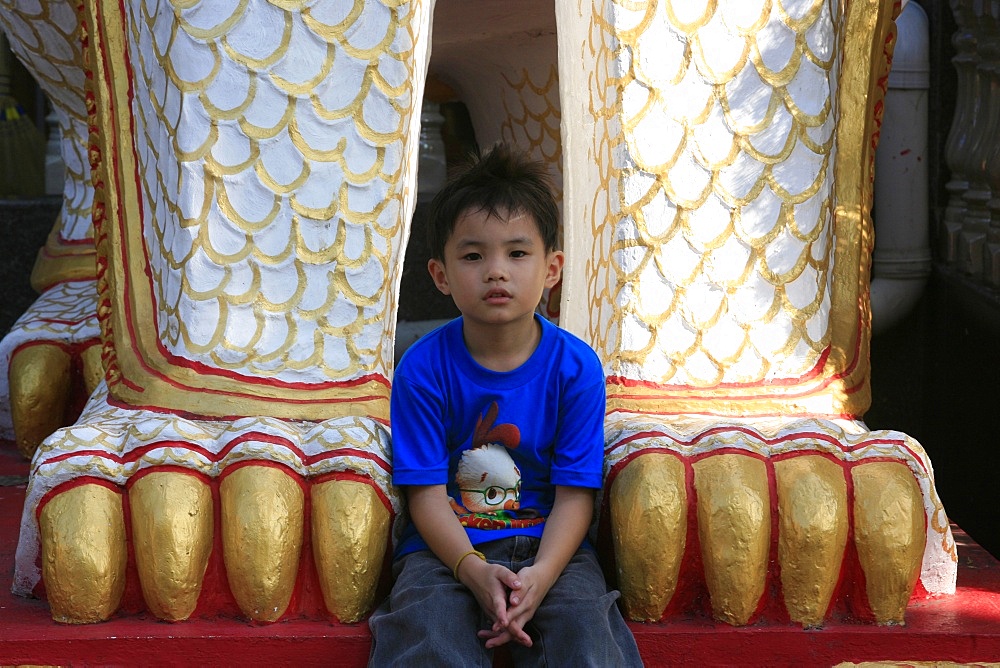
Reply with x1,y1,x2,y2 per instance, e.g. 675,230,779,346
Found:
390,315,606,557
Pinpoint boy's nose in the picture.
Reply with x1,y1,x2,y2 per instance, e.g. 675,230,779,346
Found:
485,262,508,281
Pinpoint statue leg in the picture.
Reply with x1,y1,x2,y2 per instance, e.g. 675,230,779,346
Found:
15,0,427,623
1,2,100,458
556,0,955,625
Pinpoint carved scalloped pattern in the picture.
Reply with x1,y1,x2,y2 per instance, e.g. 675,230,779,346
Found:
585,0,839,387
0,0,93,241
118,0,424,383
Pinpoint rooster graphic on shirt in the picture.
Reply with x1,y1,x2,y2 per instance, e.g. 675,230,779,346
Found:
449,402,544,530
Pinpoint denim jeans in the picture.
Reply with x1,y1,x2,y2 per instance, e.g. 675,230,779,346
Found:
367,536,643,667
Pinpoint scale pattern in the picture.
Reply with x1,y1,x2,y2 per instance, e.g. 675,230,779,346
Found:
119,0,425,384
499,63,564,318
0,0,93,244
586,0,839,387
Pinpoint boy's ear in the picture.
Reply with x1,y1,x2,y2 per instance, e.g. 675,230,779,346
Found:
544,250,565,289
427,257,451,295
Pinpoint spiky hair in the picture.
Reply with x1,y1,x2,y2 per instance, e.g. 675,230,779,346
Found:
427,142,559,260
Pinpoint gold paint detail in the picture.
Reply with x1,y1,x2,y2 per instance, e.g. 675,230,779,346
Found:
221,466,304,622
10,344,72,459
774,455,848,627
834,663,1000,668
603,412,955,569
498,63,563,319
558,0,900,418
610,452,687,622
39,484,126,623
693,453,770,625
852,461,925,625
0,1,97,296
311,479,390,623
30,246,99,294
82,0,432,418
80,343,105,396
129,472,213,621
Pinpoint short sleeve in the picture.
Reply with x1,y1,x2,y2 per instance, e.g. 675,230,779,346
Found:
550,357,606,489
390,373,451,486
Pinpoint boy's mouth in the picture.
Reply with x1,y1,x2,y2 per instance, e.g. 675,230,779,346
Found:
484,288,512,302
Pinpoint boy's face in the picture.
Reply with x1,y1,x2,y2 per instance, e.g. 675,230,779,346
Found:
427,206,563,331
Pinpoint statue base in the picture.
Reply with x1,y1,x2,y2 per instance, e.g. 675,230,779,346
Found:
2,441,999,666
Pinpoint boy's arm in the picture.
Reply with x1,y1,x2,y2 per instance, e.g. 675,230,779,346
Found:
481,484,595,649
406,485,523,630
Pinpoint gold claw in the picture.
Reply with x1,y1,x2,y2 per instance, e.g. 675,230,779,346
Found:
693,453,770,626
221,465,304,622
311,478,390,622
610,452,687,621
40,484,127,623
10,343,72,459
852,461,925,625
130,472,214,621
80,343,105,395
774,455,848,627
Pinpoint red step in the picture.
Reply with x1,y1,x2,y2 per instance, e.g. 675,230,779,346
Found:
2,441,999,666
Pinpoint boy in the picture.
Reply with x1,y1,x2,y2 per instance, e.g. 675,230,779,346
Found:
368,143,642,666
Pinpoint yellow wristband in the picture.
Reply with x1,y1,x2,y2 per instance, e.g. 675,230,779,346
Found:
453,549,486,580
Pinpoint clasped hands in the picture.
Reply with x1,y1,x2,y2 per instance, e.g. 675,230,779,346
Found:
456,556,558,649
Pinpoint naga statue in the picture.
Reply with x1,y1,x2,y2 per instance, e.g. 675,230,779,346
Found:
0,0,956,630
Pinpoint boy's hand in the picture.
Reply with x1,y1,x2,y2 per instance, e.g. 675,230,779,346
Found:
478,486,595,648
456,556,523,638
477,559,559,648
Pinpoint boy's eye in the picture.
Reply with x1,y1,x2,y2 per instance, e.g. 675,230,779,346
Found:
462,252,481,261
510,250,527,258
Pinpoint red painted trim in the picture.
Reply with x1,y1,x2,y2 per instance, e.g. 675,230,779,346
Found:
604,427,926,473
10,340,100,363
218,459,306,486
609,344,832,390
13,316,98,327
94,4,392,401
308,448,392,473
124,465,213,490
35,476,122,521
44,237,96,248
36,434,391,473
104,390,389,410
97,398,392,430
608,407,863,421
311,471,395,516
10,340,72,356
605,316,867,401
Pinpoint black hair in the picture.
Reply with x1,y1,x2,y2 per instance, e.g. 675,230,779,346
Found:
426,142,559,260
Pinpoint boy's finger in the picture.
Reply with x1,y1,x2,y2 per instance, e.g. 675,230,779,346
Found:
490,595,509,626
494,567,521,590
511,628,532,647
504,617,533,647
482,630,513,649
